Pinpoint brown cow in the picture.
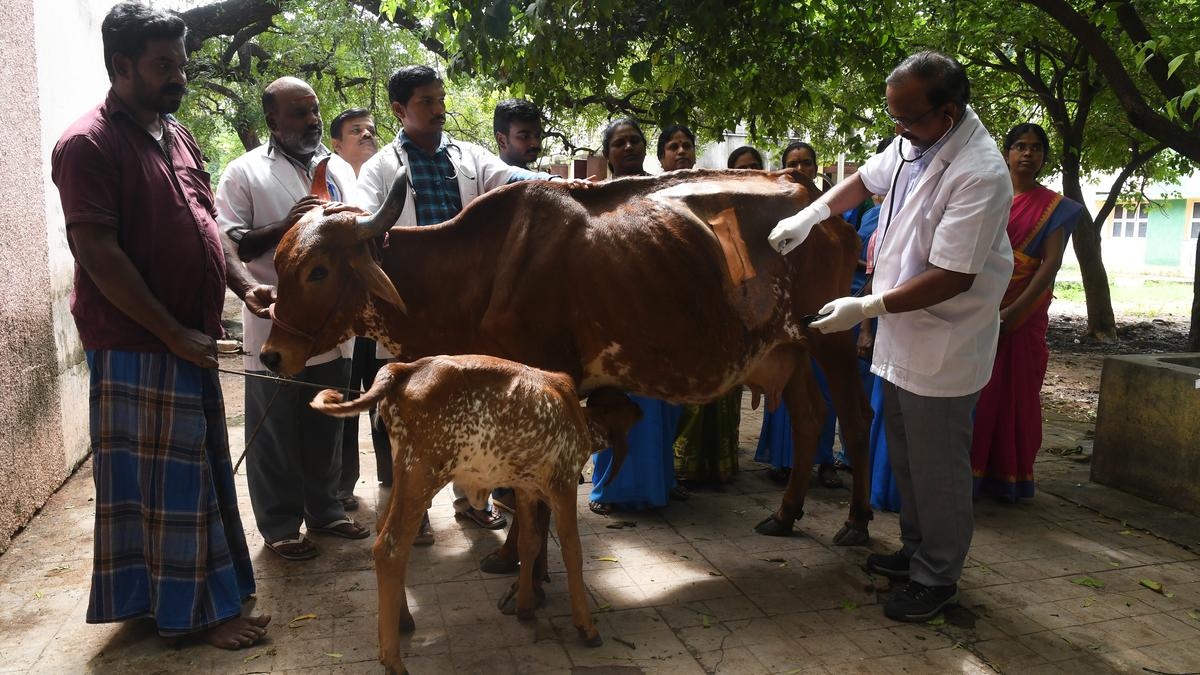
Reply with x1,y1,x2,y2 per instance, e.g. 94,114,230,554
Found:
309,355,641,674
260,167,872,639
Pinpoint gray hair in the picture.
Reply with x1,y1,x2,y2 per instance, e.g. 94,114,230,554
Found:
886,50,971,107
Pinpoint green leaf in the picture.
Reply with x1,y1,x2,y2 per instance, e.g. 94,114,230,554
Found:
1140,579,1165,594
927,615,945,626
1071,577,1105,589
1186,609,1200,622
841,600,858,611
1167,54,1186,80
701,614,711,628
629,59,651,84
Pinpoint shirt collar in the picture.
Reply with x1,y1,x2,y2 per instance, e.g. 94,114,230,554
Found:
398,130,452,157
102,89,177,131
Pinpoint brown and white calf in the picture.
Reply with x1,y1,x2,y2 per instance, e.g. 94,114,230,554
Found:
310,354,641,675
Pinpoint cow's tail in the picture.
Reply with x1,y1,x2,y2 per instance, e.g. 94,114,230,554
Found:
310,365,396,417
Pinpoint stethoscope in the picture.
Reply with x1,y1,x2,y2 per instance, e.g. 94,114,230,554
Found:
391,137,476,196
868,113,958,277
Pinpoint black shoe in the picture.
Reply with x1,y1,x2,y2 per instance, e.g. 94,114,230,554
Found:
884,581,959,622
865,551,911,580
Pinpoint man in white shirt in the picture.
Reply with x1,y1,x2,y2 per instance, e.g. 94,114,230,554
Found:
329,107,377,177
216,77,368,561
769,51,1013,622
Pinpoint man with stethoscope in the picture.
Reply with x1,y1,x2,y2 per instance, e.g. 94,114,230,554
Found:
769,51,1013,622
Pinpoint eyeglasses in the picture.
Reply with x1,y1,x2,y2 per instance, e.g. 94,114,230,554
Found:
884,102,940,131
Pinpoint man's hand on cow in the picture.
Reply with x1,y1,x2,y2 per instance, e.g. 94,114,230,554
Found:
559,175,598,190
285,195,324,227
243,284,276,320
166,326,219,369
810,294,889,334
321,201,368,216
768,201,830,255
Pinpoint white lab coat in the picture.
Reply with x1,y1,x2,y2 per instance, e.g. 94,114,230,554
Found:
354,133,536,358
215,143,358,371
857,107,1014,397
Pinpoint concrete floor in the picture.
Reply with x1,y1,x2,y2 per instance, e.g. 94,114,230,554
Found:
2,402,1199,674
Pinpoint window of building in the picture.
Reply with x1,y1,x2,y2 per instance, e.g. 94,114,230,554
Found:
1191,201,1199,239
1111,203,1148,238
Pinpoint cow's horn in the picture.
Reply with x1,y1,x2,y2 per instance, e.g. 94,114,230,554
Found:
355,169,409,240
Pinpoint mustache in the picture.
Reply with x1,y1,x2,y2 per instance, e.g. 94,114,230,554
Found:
432,114,446,124
160,84,188,97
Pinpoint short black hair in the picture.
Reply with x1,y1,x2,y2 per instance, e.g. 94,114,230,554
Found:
387,65,441,105
727,145,764,169
656,124,695,160
886,50,971,107
101,2,187,81
331,108,371,139
876,136,895,154
493,99,541,136
781,141,817,167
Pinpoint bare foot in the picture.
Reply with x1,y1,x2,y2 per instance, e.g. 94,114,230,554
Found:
200,613,271,649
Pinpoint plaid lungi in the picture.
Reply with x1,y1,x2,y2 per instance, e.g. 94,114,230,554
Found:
85,350,255,635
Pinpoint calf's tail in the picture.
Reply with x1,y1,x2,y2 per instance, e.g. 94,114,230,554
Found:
310,364,396,417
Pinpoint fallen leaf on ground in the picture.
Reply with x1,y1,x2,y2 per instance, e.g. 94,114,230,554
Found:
707,571,722,576
760,558,787,564
679,554,691,560
33,591,43,600
287,613,318,628
1139,579,1166,594
243,646,276,663
927,615,945,626
701,615,711,628
1118,530,1133,536
1108,561,1120,567
841,600,857,611
323,652,343,659
597,602,612,611
613,637,637,650
1081,597,1095,608
605,521,637,530
593,556,620,563
1071,577,1105,589
1185,609,1200,622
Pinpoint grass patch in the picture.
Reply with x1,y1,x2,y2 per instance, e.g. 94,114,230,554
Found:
1054,279,1193,317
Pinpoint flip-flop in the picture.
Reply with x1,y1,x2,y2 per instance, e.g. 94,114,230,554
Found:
266,534,319,561
455,505,508,530
308,518,371,539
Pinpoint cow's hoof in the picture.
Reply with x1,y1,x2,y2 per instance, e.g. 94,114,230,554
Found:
480,551,519,575
579,628,603,647
754,515,794,537
399,612,416,634
832,521,869,547
384,665,408,675
497,582,546,615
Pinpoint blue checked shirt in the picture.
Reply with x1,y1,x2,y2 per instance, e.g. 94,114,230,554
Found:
400,130,463,226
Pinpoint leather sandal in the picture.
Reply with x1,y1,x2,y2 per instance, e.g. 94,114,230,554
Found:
266,534,319,561
308,518,371,539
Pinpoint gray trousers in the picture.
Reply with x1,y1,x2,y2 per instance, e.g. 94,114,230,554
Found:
245,358,351,542
882,380,980,587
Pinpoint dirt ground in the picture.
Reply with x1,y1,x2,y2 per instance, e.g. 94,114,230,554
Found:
1041,302,1191,425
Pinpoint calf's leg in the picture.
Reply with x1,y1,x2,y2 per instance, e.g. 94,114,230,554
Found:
549,483,602,646
375,466,434,674
513,488,543,621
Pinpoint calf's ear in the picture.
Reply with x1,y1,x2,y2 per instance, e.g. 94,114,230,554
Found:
350,253,408,314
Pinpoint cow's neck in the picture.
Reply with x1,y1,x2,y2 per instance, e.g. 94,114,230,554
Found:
365,218,511,359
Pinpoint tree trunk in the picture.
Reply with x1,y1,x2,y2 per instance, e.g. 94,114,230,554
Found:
1060,165,1118,341
1192,233,1200,351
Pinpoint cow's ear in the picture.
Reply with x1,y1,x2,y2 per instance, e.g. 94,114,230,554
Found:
350,255,408,314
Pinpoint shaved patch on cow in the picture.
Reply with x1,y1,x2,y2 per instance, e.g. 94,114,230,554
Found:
708,207,756,286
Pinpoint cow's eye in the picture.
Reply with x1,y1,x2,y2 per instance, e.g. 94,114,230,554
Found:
307,266,328,282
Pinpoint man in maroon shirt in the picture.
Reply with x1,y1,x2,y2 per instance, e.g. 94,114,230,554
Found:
51,1,274,649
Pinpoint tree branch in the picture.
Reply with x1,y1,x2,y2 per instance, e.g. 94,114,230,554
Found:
1093,142,1165,230
180,0,280,54
1019,0,1200,163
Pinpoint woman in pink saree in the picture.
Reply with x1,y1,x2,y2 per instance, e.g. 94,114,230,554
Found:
971,123,1084,502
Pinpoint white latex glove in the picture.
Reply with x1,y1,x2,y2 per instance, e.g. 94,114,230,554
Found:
810,294,889,334
768,201,829,255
